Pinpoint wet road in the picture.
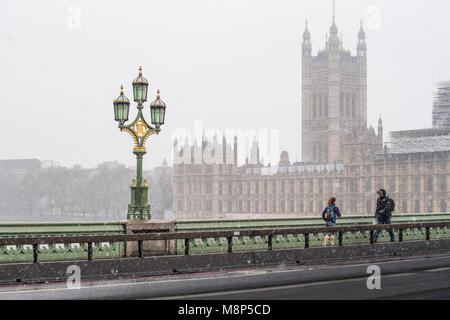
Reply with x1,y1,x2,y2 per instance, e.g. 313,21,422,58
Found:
1,253,449,300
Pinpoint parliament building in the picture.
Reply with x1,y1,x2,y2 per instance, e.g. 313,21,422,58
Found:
172,17,450,219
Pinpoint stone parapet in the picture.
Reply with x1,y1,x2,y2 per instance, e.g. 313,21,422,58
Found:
123,220,177,257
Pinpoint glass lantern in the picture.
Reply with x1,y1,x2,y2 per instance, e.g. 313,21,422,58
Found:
113,85,130,125
132,66,149,104
150,89,166,127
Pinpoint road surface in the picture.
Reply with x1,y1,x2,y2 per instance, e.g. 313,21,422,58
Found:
0,253,449,300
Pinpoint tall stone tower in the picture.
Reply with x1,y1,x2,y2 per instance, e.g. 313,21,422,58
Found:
301,14,368,164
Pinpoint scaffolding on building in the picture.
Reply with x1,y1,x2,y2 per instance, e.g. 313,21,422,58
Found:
384,129,450,156
433,81,450,129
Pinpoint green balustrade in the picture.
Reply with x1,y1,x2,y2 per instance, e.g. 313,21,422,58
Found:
0,221,124,263
175,213,450,254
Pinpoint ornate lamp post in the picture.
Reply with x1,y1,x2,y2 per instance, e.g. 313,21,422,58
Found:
113,67,167,220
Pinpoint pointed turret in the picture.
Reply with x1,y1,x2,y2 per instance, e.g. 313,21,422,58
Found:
378,114,383,143
302,21,312,56
327,1,340,52
357,20,367,56
303,21,311,41
233,135,238,165
330,0,337,36
222,134,227,164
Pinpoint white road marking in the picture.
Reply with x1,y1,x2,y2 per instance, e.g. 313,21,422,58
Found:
316,254,450,269
151,272,417,300
424,267,450,272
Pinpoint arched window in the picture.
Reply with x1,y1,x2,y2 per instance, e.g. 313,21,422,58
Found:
318,93,322,119
427,176,433,191
312,94,317,119
352,94,356,119
318,143,323,163
298,200,304,213
414,200,420,213
346,94,350,119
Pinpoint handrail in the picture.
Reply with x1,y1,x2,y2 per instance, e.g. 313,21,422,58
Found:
0,221,449,263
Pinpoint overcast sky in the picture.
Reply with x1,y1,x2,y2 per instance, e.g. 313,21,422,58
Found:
1,0,449,169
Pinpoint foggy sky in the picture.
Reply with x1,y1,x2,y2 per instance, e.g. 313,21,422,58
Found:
1,0,450,170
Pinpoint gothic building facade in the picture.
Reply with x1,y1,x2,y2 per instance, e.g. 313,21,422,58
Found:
172,18,450,220
301,19,374,163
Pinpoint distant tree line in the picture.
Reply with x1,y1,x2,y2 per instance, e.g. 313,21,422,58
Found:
0,162,173,220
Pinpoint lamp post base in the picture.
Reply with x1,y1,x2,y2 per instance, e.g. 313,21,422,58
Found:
127,183,151,220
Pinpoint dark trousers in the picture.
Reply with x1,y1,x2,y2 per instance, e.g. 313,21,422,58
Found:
374,216,395,241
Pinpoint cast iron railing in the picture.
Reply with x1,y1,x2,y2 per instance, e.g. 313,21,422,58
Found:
0,221,449,263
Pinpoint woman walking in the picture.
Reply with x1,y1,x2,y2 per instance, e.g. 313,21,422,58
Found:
321,197,342,247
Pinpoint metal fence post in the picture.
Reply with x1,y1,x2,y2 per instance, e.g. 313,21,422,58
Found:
268,235,273,251
426,227,430,241
138,240,144,258
87,242,93,261
33,244,39,263
227,236,233,253
184,239,190,255
399,229,403,243
304,233,309,249
370,230,375,244
338,231,343,247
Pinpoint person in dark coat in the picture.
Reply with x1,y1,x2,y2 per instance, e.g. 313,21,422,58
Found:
374,188,395,242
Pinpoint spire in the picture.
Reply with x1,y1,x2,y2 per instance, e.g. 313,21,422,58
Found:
327,0,339,52
222,134,227,164
357,20,367,56
233,135,238,165
378,114,383,140
330,20,338,36
302,21,312,56
330,0,338,36
302,21,310,41
333,0,336,24
358,20,366,40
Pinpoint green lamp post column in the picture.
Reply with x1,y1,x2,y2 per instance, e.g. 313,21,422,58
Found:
113,67,167,220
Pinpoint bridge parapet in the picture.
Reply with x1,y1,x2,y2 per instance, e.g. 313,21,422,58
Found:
0,213,449,262
0,221,449,263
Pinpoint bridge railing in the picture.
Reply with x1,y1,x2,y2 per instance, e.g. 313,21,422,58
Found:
0,221,449,263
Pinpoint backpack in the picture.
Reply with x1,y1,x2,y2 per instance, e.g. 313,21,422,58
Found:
388,197,395,213
325,206,335,221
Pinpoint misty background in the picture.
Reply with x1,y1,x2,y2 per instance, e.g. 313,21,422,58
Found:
0,160,172,221
1,0,450,169
1,1,450,220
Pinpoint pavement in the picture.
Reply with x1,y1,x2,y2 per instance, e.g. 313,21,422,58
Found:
0,251,449,300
